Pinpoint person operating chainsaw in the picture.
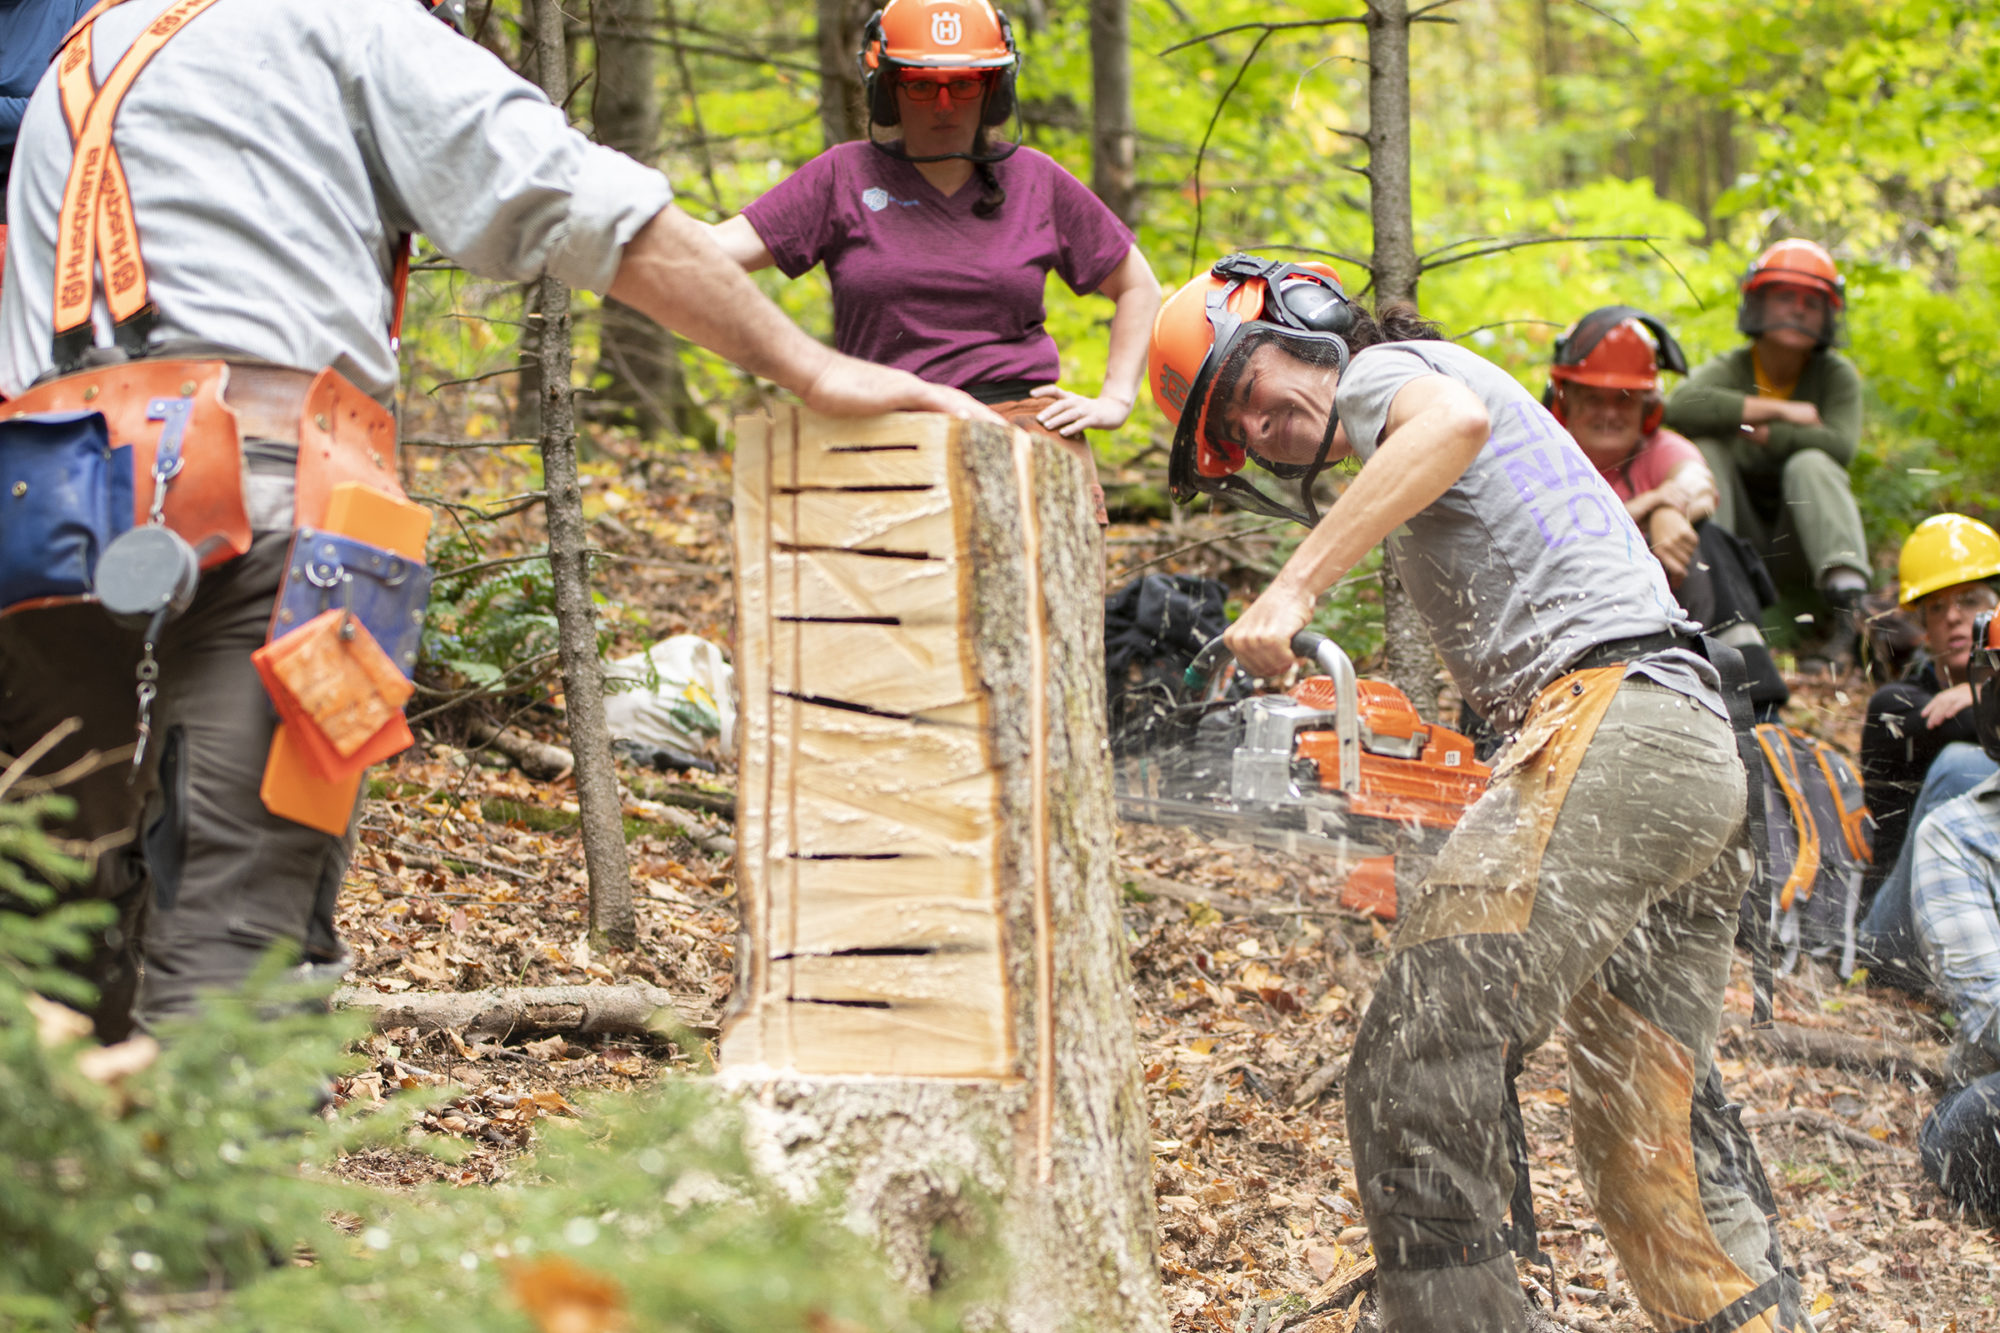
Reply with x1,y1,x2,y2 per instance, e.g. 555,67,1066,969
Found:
1149,254,1797,1333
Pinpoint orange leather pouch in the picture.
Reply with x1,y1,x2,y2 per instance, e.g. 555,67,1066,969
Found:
252,607,415,782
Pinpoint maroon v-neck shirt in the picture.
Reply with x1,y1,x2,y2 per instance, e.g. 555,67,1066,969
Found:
741,140,1132,390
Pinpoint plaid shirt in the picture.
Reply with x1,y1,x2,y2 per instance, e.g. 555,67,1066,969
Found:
1913,773,2000,1085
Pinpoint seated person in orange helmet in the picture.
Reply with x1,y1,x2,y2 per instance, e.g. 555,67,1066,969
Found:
1663,239,1871,672
1149,253,1798,1333
1549,306,1786,715
704,0,1159,527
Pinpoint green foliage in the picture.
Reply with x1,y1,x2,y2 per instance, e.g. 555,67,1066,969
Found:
420,519,567,698
198,1085,971,1333
0,788,967,1332
0,784,369,1331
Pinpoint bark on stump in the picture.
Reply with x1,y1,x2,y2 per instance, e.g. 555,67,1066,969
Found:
722,407,1168,1331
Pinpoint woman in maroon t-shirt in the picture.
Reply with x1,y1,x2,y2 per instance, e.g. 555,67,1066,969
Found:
706,0,1159,525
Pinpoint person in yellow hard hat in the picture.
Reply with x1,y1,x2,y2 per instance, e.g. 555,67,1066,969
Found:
1663,239,1871,673
1855,515,2000,988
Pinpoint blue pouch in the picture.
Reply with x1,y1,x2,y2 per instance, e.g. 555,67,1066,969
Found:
0,410,134,609
270,528,432,678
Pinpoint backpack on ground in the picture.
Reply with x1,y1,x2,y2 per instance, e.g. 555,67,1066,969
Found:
1750,723,1874,978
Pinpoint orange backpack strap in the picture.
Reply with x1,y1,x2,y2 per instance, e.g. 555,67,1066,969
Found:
1753,724,1821,911
1809,739,1874,866
50,0,229,369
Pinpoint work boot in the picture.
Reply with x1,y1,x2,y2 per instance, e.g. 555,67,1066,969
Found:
1801,570,1868,679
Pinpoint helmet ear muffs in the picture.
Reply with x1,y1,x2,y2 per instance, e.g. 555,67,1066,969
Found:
1545,381,1567,427
859,10,901,127
1641,392,1664,435
981,10,1017,125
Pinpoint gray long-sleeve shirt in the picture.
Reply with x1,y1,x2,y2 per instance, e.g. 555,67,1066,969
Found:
1661,344,1864,471
1,0,673,401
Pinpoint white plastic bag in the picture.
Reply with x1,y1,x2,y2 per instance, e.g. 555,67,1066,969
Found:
602,635,735,755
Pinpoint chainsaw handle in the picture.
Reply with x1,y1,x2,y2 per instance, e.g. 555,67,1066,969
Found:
1184,630,1360,798
1184,629,1340,689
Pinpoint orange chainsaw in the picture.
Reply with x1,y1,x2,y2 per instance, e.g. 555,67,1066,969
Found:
1115,630,1491,859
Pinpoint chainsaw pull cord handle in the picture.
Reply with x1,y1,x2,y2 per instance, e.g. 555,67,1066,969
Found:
1183,630,1361,797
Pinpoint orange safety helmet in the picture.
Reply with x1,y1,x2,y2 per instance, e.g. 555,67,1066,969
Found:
860,0,1017,129
1149,252,1356,525
1545,305,1687,436
1738,238,1845,345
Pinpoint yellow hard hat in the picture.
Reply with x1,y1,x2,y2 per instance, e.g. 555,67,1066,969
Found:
1899,513,2000,606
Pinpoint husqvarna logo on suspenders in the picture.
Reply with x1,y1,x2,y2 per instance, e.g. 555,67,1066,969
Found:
932,10,961,43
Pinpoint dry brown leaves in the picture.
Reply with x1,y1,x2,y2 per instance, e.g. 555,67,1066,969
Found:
339,422,1997,1330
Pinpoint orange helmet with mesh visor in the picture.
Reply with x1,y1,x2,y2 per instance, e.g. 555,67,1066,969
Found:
860,0,1018,130
1149,253,1356,525
1738,239,1845,345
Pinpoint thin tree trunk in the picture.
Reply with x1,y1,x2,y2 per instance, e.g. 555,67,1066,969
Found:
1088,0,1138,226
1365,0,1439,722
816,0,870,146
591,0,707,443
532,0,635,950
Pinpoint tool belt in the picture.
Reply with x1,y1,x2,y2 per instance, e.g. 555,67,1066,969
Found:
0,360,402,607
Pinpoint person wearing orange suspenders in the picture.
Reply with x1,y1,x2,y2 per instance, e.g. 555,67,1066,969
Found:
0,0,993,1037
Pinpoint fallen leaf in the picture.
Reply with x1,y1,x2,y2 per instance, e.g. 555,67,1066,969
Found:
1305,1243,1344,1281
507,1256,628,1333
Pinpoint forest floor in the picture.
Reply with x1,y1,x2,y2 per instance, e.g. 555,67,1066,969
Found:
327,429,1998,1332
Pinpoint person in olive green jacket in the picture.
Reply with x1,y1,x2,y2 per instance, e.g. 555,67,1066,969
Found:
1664,238,1870,670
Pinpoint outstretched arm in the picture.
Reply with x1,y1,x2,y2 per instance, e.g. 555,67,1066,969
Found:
705,214,777,273
609,206,999,422
1224,373,1489,677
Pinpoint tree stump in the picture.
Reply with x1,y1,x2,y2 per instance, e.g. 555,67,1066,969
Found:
722,406,1168,1331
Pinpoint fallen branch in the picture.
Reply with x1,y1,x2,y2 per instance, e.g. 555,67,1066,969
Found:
332,982,712,1040
1721,1014,1945,1083
1291,1057,1346,1108
1742,1108,1917,1161
466,718,574,782
356,828,541,884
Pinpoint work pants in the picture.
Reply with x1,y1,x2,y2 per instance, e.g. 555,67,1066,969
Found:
0,604,149,1041
137,532,355,1026
1856,742,1997,992
0,533,353,1033
1693,443,1868,593
1348,678,1784,1333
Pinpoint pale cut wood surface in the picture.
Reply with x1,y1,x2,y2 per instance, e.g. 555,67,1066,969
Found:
725,408,1008,1079
722,406,1169,1331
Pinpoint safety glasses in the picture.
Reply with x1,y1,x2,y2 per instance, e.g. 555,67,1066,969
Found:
1921,584,1999,625
900,74,987,100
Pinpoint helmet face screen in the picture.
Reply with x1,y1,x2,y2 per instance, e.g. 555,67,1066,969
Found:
1740,284,1837,343
1169,324,1346,525
1203,326,1344,474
